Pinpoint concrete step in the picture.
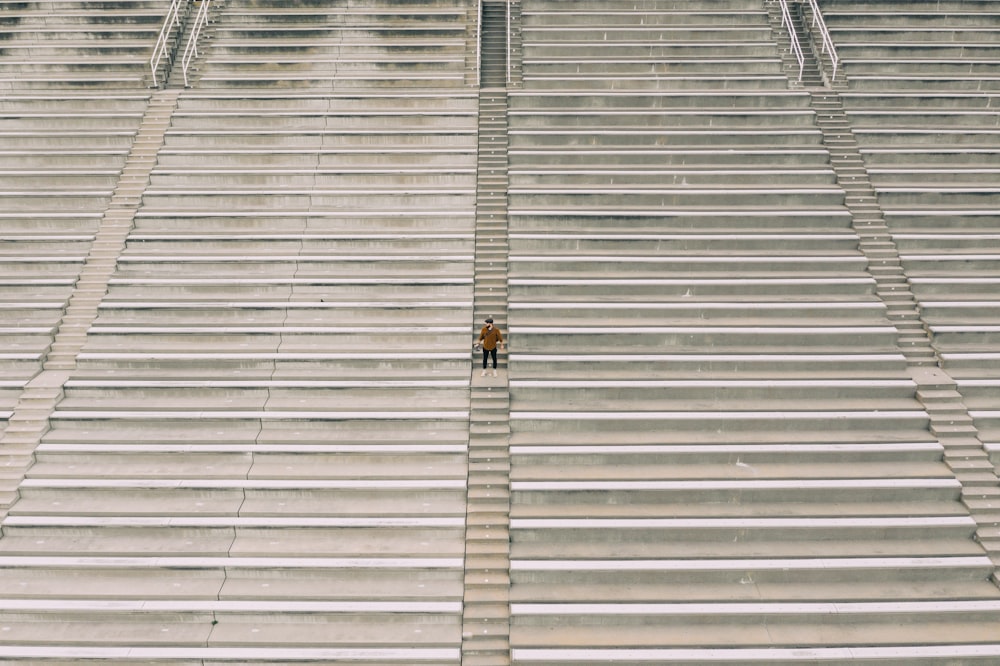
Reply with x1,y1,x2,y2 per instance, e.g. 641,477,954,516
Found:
509,554,997,601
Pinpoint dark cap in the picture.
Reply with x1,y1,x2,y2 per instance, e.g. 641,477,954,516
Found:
485,318,493,323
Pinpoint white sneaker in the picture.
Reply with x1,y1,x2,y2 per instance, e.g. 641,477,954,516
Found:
492,370,498,377
481,369,487,376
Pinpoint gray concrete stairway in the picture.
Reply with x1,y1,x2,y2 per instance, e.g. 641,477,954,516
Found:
186,0,472,89
0,1,479,661
23,89,476,659
479,1,508,88
0,0,172,89
520,0,787,90
464,80,513,664
766,0,825,87
0,0,999,663
821,0,1000,92
463,380,512,666
506,0,1000,662
473,91,511,350
809,91,932,366
820,0,1000,569
808,88,1000,567
0,88,173,518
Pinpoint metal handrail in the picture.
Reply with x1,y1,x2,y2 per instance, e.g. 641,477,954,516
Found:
806,0,839,81
182,0,213,87
506,0,511,84
778,0,804,83
150,0,183,87
476,0,483,86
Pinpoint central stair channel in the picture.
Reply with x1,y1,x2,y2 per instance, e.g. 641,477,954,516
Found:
463,2,514,663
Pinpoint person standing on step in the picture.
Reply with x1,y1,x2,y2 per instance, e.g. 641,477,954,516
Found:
477,317,504,377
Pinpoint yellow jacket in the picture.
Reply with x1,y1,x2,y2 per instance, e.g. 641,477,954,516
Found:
478,325,503,350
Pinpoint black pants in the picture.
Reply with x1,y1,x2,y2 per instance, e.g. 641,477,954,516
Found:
482,347,498,369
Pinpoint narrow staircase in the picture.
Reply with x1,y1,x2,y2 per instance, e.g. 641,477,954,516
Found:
0,88,180,520
810,91,933,366
811,89,1000,571
463,7,513,662
479,1,508,88
788,1,825,87
768,0,824,88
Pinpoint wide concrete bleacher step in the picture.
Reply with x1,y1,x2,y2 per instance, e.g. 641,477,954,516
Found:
520,0,787,91
0,1,479,659
830,3,1000,521
505,0,1000,661
509,600,1000,655
0,90,149,411
1,400,471,656
189,0,471,89
0,0,170,89
1,0,1000,662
